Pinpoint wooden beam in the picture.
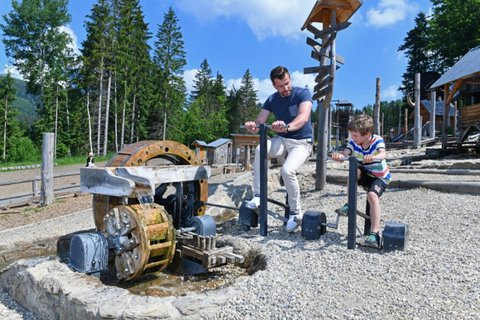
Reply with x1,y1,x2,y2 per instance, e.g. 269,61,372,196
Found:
313,21,351,39
304,66,330,74
445,79,464,106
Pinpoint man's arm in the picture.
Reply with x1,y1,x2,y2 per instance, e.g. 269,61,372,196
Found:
273,100,312,133
245,109,271,133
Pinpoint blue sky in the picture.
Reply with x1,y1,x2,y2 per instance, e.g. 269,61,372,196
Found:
0,0,432,109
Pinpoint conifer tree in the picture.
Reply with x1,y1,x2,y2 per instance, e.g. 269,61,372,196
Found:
151,7,187,141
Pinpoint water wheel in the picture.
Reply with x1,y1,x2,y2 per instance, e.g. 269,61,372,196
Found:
91,140,208,280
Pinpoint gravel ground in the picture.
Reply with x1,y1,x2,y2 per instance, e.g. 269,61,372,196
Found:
1,150,480,319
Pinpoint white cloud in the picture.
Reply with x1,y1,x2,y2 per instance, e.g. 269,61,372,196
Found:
59,25,80,55
366,0,418,27
183,69,315,104
176,0,316,40
2,64,23,79
183,68,198,94
382,84,402,101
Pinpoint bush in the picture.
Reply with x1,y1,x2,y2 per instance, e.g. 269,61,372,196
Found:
7,136,40,162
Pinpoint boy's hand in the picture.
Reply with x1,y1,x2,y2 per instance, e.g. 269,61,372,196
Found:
363,155,375,163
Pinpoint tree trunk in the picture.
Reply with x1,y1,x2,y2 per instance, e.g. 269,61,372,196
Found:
114,71,119,152
54,85,59,159
121,80,127,148
97,56,105,156
2,97,7,160
374,77,381,135
162,89,168,140
130,93,136,143
103,72,112,156
86,91,93,153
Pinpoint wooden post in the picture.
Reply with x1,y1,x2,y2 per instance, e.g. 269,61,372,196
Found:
454,100,458,139
41,132,55,206
441,84,450,153
381,112,384,137
374,77,381,134
430,91,436,138
413,73,421,149
404,109,408,140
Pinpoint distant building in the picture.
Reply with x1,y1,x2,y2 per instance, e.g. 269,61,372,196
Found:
205,138,232,165
191,140,208,164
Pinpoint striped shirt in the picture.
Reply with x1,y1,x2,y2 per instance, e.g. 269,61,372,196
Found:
346,134,392,185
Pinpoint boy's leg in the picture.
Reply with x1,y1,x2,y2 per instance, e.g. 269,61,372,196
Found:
366,179,386,233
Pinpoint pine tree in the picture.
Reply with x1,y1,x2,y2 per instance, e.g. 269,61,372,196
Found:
0,73,18,160
428,0,480,71
398,12,434,96
1,0,76,156
151,7,187,141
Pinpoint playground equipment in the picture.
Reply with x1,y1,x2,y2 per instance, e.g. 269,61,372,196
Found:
238,125,407,251
301,156,408,251
69,141,243,281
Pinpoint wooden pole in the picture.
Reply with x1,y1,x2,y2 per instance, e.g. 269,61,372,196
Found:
41,132,55,206
430,90,436,138
413,73,421,149
441,84,450,153
404,109,408,140
374,77,381,134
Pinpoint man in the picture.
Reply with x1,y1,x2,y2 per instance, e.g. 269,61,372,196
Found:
244,66,313,232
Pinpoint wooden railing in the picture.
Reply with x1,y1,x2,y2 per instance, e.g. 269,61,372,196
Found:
0,172,80,209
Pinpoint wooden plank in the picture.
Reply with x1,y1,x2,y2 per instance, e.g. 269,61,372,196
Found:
306,37,321,52
304,66,327,74
312,86,332,101
314,21,351,39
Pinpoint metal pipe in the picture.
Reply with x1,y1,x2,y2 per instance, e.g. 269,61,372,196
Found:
347,156,358,249
259,123,268,236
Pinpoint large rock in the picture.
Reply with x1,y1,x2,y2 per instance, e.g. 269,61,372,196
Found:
0,256,243,319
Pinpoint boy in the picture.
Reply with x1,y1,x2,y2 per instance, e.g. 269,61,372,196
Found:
331,114,391,248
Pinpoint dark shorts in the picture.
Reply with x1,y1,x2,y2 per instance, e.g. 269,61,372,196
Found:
358,167,387,197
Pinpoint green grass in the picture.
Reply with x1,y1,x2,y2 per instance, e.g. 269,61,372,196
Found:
0,153,114,169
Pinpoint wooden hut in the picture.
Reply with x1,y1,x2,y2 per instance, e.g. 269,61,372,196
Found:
430,46,480,150
191,140,208,164
205,138,232,165
230,134,260,171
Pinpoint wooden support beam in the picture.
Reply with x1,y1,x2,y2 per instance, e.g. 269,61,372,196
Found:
313,21,351,39
313,86,332,101
304,66,329,74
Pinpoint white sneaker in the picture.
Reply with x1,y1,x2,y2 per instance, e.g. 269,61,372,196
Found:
286,214,300,233
245,196,260,209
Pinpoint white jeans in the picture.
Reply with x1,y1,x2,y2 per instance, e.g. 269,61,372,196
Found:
253,136,312,215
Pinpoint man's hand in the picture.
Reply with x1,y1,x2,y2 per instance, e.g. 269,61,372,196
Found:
244,121,259,133
331,152,346,162
271,120,287,133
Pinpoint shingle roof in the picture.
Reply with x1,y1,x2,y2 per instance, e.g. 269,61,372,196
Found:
421,99,456,117
207,138,231,148
430,46,480,88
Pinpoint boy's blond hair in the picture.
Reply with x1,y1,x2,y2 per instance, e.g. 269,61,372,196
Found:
347,114,374,136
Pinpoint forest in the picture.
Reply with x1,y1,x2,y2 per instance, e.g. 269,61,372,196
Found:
0,0,479,162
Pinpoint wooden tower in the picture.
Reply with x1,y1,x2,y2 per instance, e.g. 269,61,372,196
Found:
302,0,362,190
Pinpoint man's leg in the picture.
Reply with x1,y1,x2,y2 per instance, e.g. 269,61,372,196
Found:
281,139,312,214
247,137,286,208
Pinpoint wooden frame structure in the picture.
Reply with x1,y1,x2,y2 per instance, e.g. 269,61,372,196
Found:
302,0,362,190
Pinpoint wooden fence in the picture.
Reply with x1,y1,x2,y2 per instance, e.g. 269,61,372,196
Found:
0,172,80,209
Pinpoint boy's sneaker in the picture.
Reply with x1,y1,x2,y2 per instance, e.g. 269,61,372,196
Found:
364,232,381,249
286,214,300,233
335,203,349,216
245,196,260,209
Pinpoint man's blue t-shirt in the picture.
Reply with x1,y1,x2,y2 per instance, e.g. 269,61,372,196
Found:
263,86,313,140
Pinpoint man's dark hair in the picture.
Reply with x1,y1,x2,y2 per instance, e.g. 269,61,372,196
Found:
270,66,290,83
